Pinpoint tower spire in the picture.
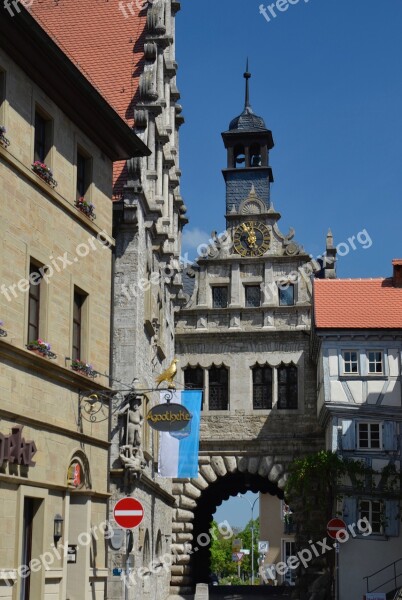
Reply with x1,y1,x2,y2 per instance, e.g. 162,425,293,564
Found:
244,58,251,109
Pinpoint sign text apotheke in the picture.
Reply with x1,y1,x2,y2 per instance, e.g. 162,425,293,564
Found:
0,426,37,467
146,403,192,432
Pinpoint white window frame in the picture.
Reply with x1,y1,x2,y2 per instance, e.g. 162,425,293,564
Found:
357,421,382,450
281,539,296,586
367,350,384,375
358,499,384,535
341,350,359,375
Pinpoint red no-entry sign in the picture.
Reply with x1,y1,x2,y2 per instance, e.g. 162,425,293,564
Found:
327,517,347,540
114,497,144,530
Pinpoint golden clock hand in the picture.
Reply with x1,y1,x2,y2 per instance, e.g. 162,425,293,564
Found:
247,225,257,248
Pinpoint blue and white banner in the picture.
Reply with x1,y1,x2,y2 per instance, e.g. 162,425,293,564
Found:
158,390,202,478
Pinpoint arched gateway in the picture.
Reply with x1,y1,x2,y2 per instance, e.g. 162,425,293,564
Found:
170,455,287,593
171,69,334,595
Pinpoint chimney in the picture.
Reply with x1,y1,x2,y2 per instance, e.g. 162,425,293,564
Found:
392,259,402,287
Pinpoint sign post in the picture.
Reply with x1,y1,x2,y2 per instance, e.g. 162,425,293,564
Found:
326,518,346,600
114,498,144,600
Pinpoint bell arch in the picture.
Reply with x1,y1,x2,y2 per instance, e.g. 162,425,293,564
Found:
170,454,288,595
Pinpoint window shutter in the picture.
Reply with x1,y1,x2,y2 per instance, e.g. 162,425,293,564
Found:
342,496,357,526
383,422,397,451
384,500,400,537
342,419,355,451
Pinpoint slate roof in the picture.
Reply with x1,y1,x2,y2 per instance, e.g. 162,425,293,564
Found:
228,106,267,132
314,278,402,329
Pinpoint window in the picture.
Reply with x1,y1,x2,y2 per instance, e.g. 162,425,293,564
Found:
358,423,381,450
277,364,298,409
342,351,359,374
76,149,91,200
72,289,87,360
359,499,383,535
184,366,204,390
234,145,245,168
184,365,205,409
250,144,262,167
282,540,296,585
28,263,43,342
208,365,229,410
252,364,272,409
278,284,295,306
245,285,261,308
34,108,52,163
212,286,228,309
368,351,383,374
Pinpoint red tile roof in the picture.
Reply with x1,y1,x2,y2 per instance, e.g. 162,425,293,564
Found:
314,278,402,329
29,0,147,195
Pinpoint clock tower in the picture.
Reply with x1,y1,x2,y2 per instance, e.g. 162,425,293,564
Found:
222,64,274,221
172,66,334,596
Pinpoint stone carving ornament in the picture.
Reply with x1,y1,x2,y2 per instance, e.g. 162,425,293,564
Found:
119,394,146,479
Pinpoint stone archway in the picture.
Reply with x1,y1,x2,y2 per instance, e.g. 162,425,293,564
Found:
170,454,288,595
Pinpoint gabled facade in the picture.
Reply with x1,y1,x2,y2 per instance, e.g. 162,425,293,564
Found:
313,265,402,599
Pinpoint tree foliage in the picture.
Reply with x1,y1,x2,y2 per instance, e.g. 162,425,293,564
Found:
209,518,260,582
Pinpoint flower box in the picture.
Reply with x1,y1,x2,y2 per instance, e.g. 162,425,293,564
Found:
71,360,97,378
26,339,57,359
75,197,96,220
0,126,10,148
32,161,57,187
0,320,7,338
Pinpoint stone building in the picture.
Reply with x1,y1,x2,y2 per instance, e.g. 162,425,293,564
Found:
172,70,332,595
312,265,402,599
0,6,146,600
29,2,187,598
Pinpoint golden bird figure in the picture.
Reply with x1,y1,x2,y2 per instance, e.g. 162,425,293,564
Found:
155,358,179,389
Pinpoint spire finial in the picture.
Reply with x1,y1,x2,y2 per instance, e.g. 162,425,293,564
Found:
244,58,251,109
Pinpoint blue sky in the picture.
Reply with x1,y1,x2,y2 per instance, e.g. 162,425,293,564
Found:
213,491,259,531
176,0,402,278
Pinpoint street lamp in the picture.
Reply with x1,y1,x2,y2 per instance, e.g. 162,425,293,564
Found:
238,494,259,585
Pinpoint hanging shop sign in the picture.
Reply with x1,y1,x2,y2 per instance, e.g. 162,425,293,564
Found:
0,425,37,468
146,403,192,432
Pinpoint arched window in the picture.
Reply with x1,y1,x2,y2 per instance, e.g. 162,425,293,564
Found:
234,145,246,168
184,365,205,409
208,365,229,410
156,530,163,558
143,529,151,566
250,144,262,167
277,364,298,409
252,364,273,409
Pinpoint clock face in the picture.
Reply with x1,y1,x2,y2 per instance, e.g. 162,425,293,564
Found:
233,221,271,257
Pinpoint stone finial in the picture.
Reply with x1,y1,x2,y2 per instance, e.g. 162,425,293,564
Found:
326,228,334,250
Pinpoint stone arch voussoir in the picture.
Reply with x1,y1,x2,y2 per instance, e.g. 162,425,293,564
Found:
170,453,290,596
